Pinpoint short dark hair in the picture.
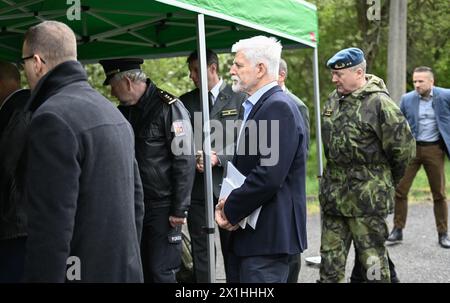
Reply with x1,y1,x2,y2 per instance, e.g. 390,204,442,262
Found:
413,66,434,77
187,49,219,73
0,60,20,83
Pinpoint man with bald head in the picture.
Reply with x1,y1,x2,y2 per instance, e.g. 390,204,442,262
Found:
21,21,144,282
0,61,30,282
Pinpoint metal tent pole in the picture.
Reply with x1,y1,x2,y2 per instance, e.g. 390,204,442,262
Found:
196,13,216,283
305,46,323,267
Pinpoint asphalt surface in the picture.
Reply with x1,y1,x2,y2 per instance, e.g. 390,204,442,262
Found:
213,202,450,283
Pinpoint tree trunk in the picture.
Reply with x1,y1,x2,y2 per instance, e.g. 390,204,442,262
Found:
387,0,408,104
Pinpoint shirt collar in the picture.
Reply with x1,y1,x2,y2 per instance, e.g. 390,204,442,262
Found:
210,78,223,101
247,81,278,106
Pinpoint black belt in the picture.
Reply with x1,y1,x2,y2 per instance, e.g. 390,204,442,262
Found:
416,140,441,147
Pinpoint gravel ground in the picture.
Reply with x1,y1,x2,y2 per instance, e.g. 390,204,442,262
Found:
212,202,450,283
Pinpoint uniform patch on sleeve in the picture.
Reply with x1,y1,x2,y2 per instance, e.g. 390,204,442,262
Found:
172,121,186,137
323,109,333,117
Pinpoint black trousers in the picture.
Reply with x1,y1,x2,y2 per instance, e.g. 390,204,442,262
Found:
0,237,26,283
227,252,290,283
187,198,230,282
141,206,182,283
287,254,301,283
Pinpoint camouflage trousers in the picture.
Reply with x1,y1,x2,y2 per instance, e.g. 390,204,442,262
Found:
319,214,390,283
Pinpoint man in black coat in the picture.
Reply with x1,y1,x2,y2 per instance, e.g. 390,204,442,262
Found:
99,58,196,283
0,61,30,282
179,49,246,282
21,21,144,282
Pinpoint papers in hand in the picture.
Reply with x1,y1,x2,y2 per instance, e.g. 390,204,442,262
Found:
219,162,261,229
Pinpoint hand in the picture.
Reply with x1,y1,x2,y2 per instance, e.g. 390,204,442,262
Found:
215,198,239,231
210,151,219,167
169,215,186,228
196,150,204,172
196,151,219,173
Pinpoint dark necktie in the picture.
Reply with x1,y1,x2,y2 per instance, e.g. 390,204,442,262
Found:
208,91,214,109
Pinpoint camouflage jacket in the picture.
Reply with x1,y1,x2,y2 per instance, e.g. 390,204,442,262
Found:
319,74,415,217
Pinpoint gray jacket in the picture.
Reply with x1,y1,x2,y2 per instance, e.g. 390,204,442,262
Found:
180,81,246,200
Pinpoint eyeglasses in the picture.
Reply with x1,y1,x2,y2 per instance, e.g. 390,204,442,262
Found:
20,54,46,65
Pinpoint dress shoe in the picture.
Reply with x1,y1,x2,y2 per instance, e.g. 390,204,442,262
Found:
387,227,403,243
438,233,450,248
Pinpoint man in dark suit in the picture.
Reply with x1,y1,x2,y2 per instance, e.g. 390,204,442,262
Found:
277,58,310,283
180,49,246,282
21,21,144,282
278,58,310,150
215,36,308,283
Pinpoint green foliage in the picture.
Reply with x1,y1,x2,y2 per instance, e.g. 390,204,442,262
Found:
81,0,449,138
84,53,236,104
406,0,450,90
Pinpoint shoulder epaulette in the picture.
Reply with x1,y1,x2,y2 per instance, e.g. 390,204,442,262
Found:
158,89,178,105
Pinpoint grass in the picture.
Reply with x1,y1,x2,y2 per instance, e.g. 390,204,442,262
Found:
305,140,450,215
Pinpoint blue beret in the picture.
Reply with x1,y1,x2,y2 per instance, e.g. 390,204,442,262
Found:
99,58,144,85
327,48,365,70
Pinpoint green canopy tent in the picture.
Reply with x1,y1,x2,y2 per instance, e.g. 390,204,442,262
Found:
0,0,318,60
0,0,322,282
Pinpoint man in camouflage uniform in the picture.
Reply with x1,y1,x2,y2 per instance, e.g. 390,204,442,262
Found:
319,48,415,283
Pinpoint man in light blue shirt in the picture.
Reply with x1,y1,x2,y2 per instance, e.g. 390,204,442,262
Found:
388,66,450,249
215,36,307,283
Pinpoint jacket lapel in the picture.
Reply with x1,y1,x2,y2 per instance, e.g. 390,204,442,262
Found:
233,85,282,166
432,87,441,115
413,92,420,126
209,81,229,118
246,85,282,121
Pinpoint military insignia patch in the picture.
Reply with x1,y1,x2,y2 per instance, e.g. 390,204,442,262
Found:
334,62,346,69
159,90,177,104
172,121,186,137
324,109,333,117
106,69,120,76
221,109,238,117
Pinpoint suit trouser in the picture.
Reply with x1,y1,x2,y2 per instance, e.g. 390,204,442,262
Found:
141,206,182,283
227,252,289,283
320,214,390,283
287,254,301,283
187,198,231,282
394,143,448,233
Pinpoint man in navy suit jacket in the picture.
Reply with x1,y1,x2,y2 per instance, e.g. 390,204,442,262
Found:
215,36,307,283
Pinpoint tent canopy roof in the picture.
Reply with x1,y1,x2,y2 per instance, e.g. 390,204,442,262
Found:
0,0,318,63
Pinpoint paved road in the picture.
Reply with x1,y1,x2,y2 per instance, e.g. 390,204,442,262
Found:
213,202,450,283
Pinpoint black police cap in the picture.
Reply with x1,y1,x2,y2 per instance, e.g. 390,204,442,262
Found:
99,58,144,86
